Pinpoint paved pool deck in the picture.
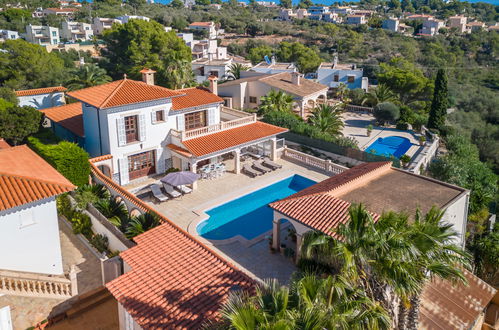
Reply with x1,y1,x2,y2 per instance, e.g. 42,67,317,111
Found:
342,112,422,157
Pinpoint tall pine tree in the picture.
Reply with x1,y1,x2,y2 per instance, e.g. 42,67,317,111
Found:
427,69,448,130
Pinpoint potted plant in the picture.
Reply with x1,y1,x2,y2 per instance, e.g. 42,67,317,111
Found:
419,135,426,146
267,234,276,253
366,124,373,137
400,154,411,167
287,227,297,243
283,247,295,261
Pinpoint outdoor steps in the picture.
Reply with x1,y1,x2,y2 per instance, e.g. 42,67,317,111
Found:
0,268,76,299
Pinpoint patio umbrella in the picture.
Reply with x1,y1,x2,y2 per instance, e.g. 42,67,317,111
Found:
160,171,200,186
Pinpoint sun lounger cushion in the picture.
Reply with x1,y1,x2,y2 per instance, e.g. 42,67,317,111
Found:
253,160,272,173
151,184,168,202
163,183,182,198
243,164,260,178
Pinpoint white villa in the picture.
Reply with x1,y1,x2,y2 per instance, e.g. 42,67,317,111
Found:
42,70,286,187
24,24,60,46
0,144,74,275
61,21,93,42
92,17,122,35
217,71,328,118
15,86,67,110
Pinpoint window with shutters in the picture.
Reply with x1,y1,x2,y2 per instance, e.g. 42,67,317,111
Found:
249,96,257,103
184,111,207,131
128,150,156,180
124,115,139,143
155,110,165,122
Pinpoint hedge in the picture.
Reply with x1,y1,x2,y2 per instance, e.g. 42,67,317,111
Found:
28,135,90,187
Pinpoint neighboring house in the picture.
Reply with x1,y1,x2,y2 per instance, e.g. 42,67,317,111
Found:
41,102,85,146
188,21,217,39
468,21,485,32
177,32,195,49
42,7,77,17
0,144,74,275
59,70,287,186
251,60,297,74
61,21,93,42
115,15,150,24
308,6,330,21
330,6,351,15
217,71,328,118
448,15,467,33
323,12,342,23
406,14,434,21
192,58,232,83
315,59,368,91
346,14,366,25
0,29,19,41
420,19,445,36
25,24,60,46
92,17,122,35
419,268,498,329
279,9,296,21
269,162,470,252
382,18,399,32
15,86,67,109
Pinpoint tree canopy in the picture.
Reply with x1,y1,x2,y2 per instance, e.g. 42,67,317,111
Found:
0,105,42,145
427,69,448,130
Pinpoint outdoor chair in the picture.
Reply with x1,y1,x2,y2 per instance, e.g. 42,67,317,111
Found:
252,160,272,173
150,184,169,202
262,157,282,170
242,164,261,178
177,185,192,194
163,183,182,198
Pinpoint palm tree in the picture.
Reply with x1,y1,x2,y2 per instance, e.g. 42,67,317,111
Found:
165,57,194,89
73,184,110,209
66,64,112,90
336,83,348,100
227,63,249,80
94,198,128,221
258,90,294,115
361,84,397,107
125,211,161,239
211,274,390,329
308,103,344,136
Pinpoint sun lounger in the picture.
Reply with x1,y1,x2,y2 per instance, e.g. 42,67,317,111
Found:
263,157,282,170
150,184,168,202
253,160,272,173
163,183,182,198
243,164,261,178
177,185,192,194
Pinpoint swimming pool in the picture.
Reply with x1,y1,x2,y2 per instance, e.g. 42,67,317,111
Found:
197,175,316,241
366,136,412,158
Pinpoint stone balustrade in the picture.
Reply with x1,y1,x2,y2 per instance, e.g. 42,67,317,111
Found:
283,147,348,175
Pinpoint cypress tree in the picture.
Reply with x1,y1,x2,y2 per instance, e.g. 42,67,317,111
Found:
427,69,448,130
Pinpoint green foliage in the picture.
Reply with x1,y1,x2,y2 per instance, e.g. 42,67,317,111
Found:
361,84,397,107
101,19,192,88
71,212,92,237
248,45,273,65
89,234,110,253
66,64,112,91
277,42,321,73
399,154,411,164
307,104,344,137
0,40,68,90
227,63,249,80
95,197,128,220
373,102,400,124
258,90,294,115
28,137,91,187
126,212,161,239
0,105,42,145
280,0,291,8
73,184,110,210
471,223,499,286
427,69,448,130
56,194,75,220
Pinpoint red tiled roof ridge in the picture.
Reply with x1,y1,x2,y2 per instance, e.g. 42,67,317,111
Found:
0,172,74,192
15,86,67,97
89,154,113,163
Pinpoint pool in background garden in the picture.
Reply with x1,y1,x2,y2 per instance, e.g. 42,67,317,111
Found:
366,136,412,158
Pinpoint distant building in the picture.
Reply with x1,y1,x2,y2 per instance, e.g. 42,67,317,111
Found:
25,25,60,46
115,15,150,24
42,7,78,17
188,21,217,39
315,58,368,91
468,21,485,32
308,6,330,21
323,12,342,23
330,6,351,15
15,86,67,109
346,15,366,25
406,14,434,21
61,21,93,42
448,15,467,33
0,29,19,41
420,19,445,36
279,8,308,21
251,59,297,74
382,18,399,32
92,17,122,35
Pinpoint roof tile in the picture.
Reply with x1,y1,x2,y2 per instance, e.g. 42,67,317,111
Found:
41,102,84,137
15,86,67,97
172,87,223,111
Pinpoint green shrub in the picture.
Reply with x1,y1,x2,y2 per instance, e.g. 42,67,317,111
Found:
71,212,92,238
165,167,180,174
126,212,161,239
56,194,74,219
396,122,409,130
95,198,128,220
399,154,411,164
28,137,90,187
373,102,400,125
90,234,109,253
74,184,108,210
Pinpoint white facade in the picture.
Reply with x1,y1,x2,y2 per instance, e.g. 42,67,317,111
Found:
382,18,399,32
17,92,66,109
92,17,122,35
0,30,19,41
116,15,150,24
441,191,470,247
188,22,217,40
346,15,366,25
420,19,445,35
61,21,93,42
448,16,467,33
0,197,63,275
25,25,60,46
316,61,368,91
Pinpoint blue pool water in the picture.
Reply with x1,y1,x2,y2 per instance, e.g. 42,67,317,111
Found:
366,136,412,158
197,175,316,240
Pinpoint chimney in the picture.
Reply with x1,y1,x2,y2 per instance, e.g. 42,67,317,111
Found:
291,71,301,86
333,55,338,68
208,75,218,95
140,68,156,85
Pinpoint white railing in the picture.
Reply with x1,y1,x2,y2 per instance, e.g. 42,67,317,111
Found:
0,267,77,299
172,113,256,141
345,104,373,113
221,106,252,119
283,147,348,175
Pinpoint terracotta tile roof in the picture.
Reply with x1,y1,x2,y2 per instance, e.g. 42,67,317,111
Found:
67,79,183,109
189,21,213,27
41,102,84,137
419,269,497,329
167,144,193,158
15,86,67,97
0,145,75,211
182,121,287,157
259,73,328,98
89,154,113,163
45,7,78,12
172,87,223,111
0,139,10,149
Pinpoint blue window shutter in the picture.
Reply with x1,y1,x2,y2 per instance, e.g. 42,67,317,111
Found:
118,157,129,185
138,114,146,141
116,117,126,146
177,114,185,131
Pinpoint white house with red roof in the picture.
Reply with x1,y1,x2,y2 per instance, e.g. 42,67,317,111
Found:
0,144,75,275
15,86,67,110
48,70,287,186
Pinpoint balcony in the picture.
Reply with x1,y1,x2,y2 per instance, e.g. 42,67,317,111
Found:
171,107,256,141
